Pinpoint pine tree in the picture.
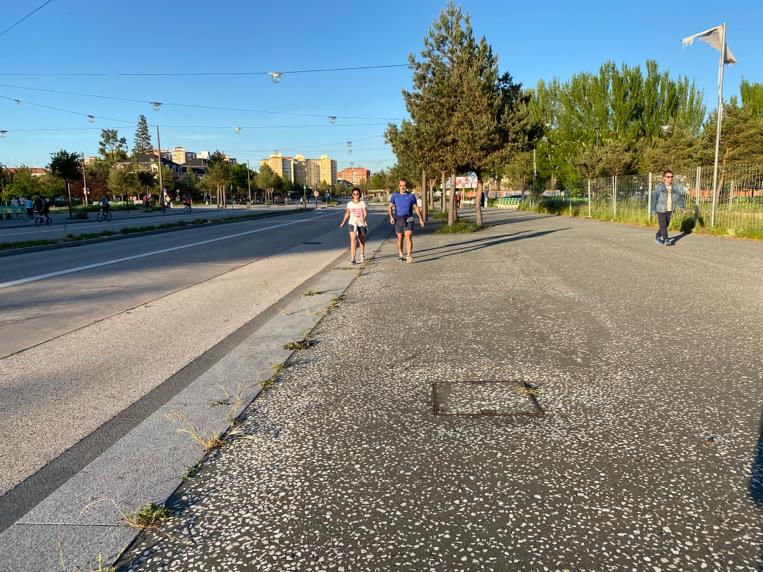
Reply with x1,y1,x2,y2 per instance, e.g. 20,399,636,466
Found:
133,115,153,156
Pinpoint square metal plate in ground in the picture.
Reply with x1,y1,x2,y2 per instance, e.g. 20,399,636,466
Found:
432,381,544,417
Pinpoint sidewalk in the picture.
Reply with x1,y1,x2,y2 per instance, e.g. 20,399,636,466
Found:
115,209,762,570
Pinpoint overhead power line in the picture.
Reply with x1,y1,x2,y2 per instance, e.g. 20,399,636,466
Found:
0,0,55,39
0,83,404,122
0,63,409,77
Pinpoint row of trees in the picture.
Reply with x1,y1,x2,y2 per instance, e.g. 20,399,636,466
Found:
2,115,343,210
386,2,763,224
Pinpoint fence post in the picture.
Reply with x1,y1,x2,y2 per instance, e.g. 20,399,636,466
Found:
612,175,617,219
695,166,702,207
647,172,652,221
587,177,591,218
728,179,734,210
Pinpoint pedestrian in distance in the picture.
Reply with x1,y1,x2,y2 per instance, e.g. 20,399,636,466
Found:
387,178,424,263
651,169,686,246
24,196,34,220
339,187,368,264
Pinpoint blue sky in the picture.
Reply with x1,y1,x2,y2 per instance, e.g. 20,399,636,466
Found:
0,0,760,171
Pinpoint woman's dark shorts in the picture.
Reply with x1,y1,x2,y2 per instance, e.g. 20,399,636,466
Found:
349,224,368,237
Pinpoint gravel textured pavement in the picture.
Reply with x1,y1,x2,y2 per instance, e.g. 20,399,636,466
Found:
116,209,763,570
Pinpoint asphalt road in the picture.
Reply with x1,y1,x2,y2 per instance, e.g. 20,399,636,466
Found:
0,204,303,242
0,206,385,497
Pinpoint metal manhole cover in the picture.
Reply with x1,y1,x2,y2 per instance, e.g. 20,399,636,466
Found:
432,380,544,417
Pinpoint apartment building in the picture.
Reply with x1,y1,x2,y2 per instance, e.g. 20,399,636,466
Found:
170,146,197,165
260,152,293,182
337,166,370,186
319,155,337,186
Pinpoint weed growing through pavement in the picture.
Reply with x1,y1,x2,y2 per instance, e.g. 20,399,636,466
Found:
260,362,286,391
303,289,320,296
327,295,344,311
181,460,204,482
167,410,223,453
283,338,313,350
125,502,171,530
58,543,116,572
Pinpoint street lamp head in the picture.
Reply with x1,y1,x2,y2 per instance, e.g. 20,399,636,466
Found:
150,101,162,111
14,99,21,105
233,126,241,134
328,116,336,124
0,130,7,138
87,115,96,124
269,72,283,83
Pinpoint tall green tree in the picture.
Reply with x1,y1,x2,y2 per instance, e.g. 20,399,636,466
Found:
137,170,155,200
201,151,232,207
256,163,280,203
99,129,128,163
107,164,138,201
398,1,475,225
740,79,763,118
4,167,42,201
133,115,153,156
49,150,82,217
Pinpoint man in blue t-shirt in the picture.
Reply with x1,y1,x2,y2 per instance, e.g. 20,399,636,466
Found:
387,178,425,263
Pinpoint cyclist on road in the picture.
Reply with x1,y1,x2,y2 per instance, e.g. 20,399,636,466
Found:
387,178,424,263
100,195,110,213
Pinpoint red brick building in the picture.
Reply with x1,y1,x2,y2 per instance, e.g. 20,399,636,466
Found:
337,166,370,186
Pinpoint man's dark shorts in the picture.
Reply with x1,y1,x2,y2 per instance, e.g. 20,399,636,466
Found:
349,223,367,237
394,215,414,234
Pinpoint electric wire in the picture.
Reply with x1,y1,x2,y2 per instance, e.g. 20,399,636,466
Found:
0,0,55,39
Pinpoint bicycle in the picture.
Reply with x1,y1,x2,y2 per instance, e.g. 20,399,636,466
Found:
33,211,52,226
182,202,192,214
97,208,113,222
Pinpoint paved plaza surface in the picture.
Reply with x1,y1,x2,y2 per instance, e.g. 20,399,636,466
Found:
114,210,762,571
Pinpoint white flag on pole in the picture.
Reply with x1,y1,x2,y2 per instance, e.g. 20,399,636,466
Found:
681,25,737,64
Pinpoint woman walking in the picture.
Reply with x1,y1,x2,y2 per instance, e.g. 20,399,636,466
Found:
339,188,368,264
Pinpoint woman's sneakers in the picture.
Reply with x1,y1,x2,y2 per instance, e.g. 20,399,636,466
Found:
360,254,366,263
350,257,356,265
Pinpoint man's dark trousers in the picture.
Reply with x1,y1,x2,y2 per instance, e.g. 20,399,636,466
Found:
656,211,673,241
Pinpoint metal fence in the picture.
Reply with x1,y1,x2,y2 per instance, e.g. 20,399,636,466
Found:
560,164,763,238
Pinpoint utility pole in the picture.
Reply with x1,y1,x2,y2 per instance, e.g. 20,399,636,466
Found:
81,152,89,207
246,160,252,208
156,125,165,213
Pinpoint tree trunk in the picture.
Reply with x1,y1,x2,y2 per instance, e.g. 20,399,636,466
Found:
66,180,73,218
440,172,446,212
421,169,427,222
448,172,457,226
475,174,484,228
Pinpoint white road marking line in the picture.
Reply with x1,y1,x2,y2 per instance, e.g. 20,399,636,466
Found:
0,213,335,289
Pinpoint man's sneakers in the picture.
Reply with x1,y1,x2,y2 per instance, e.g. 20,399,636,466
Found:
398,253,405,261
406,254,413,264
655,236,664,245
664,238,674,246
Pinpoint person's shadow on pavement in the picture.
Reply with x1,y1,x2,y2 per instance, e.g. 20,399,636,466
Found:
751,414,763,570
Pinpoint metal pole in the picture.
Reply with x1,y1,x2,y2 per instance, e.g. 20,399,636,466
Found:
81,153,88,207
246,160,252,208
647,172,653,221
587,177,591,218
156,125,165,213
710,22,727,228
532,147,537,199
612,175,617,219
695,166,702,207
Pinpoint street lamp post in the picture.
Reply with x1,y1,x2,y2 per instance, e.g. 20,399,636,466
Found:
249,169,254,207
81,152,89,207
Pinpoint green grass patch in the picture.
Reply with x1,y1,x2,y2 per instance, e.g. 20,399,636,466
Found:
435,220,479,233
0,239,58,251
303,289,320,296
125,502,171,529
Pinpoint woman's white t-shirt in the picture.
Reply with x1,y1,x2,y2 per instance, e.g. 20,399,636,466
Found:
346,200,367,227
